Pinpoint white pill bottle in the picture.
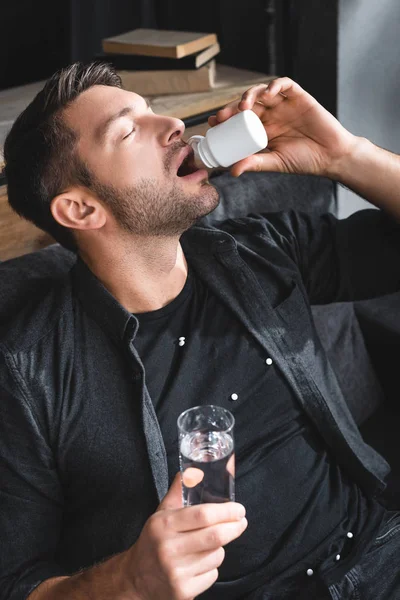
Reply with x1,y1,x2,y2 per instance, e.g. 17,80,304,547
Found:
187,109,268,169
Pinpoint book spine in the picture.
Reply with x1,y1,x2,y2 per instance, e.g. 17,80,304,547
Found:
102,33,218,59
102,41,180,59
118,62,215,95
95,53,199,71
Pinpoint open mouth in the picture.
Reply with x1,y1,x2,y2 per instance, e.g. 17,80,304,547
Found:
177,150,200,177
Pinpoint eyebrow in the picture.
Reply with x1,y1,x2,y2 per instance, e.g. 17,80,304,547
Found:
95,98,151,142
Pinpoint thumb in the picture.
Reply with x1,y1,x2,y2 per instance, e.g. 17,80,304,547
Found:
157,472,183,512
231,151,287,177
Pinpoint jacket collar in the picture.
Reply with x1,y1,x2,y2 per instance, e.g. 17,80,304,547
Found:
181,223,237,256
70,226,233,346
71,257,136,347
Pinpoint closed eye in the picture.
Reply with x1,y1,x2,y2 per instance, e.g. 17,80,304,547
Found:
123,129,135,140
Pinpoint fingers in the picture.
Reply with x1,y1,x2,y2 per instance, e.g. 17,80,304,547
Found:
208,100,242,127
182,467,204,488
182,568,219,599
239,82,275,110
265,76,304,99
207,85,276,127
231,152,288,178
157,472,183,511
194,547,226,575
169,502,246,533
208,101,265,128
240,77,303,108
208,114,219,127
181,547,225,577
177,518,248,554
208,77,305,128
166,548,223,598
158,519,246,573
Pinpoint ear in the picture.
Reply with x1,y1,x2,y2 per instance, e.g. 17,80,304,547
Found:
51,187,107,232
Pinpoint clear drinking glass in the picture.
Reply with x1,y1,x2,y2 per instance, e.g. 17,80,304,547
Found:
177,405,235,506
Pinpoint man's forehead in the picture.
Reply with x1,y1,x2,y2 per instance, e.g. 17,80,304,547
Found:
64,85,145,130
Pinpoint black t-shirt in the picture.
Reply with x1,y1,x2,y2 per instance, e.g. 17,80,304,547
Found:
134,268,384,597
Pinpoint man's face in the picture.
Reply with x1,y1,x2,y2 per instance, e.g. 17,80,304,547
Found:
64,84,219,236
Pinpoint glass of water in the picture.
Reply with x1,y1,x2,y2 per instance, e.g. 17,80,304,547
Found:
177,405,235,506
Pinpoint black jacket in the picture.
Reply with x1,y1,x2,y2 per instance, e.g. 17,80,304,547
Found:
1,208,399,600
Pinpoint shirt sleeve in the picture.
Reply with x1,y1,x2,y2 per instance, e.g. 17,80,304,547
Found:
242,207,400,305
0,370,67,600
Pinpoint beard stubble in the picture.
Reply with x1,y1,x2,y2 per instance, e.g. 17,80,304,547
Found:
89,142,220,236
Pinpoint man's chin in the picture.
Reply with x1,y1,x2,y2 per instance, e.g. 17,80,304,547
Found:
196,184,220,218
174,189,220,236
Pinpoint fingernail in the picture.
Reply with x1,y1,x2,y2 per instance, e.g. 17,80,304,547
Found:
236,504,246,518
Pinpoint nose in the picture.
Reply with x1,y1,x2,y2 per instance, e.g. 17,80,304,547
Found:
156,115,186,146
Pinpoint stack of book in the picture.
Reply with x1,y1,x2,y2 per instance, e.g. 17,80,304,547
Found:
97,28,221,95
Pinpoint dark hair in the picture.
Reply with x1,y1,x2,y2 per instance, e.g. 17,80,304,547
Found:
3,62,122,251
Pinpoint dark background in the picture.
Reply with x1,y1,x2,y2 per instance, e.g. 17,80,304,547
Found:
2,0,399,218
0,0,338,114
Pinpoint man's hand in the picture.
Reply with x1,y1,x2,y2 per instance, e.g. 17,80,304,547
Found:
27,474,246,600
208,77,356,179
126,473,247,600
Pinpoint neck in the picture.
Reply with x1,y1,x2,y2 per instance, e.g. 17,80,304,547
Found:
79,234,188,313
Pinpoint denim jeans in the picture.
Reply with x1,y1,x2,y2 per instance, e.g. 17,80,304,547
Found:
327,510,400,600
244,510,400,600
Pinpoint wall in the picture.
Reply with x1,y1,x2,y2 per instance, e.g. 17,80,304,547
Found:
285,1,338,116
1,0,156,90
1,0,68,90
337,0,400,217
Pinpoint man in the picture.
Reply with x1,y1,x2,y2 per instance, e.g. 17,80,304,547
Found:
1,61,400,600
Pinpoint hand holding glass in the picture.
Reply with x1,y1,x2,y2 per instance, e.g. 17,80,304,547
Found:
177,405,235,506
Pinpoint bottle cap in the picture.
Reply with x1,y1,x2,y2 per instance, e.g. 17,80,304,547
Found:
187,135,219,168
